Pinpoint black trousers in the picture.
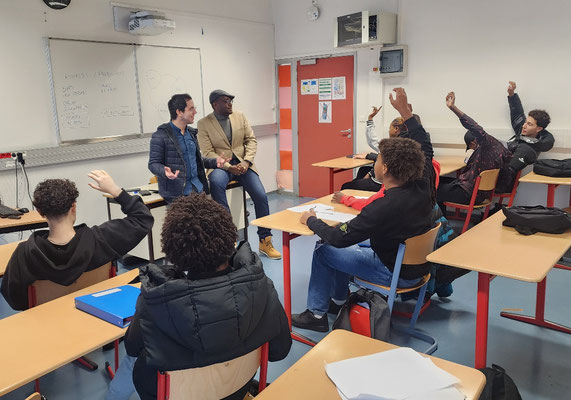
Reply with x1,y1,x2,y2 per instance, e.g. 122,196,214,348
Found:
436,177,471,215
341,177,381,192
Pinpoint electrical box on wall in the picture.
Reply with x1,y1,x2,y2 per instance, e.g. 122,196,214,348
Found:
379,45,408,78
334,11,396,48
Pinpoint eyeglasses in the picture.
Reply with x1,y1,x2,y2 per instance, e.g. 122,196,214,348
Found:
218,98,233,105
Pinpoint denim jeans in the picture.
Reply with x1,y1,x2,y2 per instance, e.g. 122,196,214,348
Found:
105,355,139,400
306,241,421,314
209,167,271,240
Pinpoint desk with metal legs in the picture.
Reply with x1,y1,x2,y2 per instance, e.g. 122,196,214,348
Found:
427,211,571,368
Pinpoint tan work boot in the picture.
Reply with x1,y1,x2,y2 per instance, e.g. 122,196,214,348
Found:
259,236,282,260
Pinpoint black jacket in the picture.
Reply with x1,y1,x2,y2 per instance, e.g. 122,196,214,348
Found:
148,123,218,202
307,117,434,280
0,191,153,310
507,94,555,171
125,242,292,400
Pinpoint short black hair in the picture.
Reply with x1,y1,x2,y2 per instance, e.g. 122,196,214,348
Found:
528,109,550,129
161,193,237,275
168,94,192,120
378,137,424,183
32,179,79,218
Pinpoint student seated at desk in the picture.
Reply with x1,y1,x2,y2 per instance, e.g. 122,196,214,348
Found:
437,91,513,214
291,88,436,332
122,194,291,400
0,170,153,310
497,81,554,192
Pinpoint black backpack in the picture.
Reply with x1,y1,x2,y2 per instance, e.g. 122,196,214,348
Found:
332,288,390,341
533,159,571,177
502,205,571,235
478,364,522,400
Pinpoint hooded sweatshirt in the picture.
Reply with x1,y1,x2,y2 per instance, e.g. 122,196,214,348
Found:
124,241,292,400
1,190,153,310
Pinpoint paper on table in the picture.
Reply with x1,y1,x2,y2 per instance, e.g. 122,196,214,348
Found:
316,211,356,223
287,203,333,213
325,348,460,400
336,386,465,400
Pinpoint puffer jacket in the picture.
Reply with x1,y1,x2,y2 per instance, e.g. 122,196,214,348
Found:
148,123,217,202
125,242,292,400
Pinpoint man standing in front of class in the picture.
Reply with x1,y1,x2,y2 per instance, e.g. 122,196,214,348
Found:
148,93,226,203
197,89,281,260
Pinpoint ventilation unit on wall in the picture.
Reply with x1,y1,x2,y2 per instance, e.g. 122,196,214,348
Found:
334,11,396,48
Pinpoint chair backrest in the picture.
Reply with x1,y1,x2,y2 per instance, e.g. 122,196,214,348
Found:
25,393,42,400
149,176,158,184
476,168,500,192
28,262,115,307
160,347,261,400
401,223,441,265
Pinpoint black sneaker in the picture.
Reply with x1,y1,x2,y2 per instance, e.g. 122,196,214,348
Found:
291,309,329,332
327,300,343,315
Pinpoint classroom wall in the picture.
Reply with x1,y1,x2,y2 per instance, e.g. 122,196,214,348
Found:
272,0,571,207
0,0,278,233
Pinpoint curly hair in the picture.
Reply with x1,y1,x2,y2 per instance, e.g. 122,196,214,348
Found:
161,193,237,275
378,137,424,183
528,109,550,129
32,179,79,218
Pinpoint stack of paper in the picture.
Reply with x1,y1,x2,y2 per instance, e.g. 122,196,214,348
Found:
287,203,356,223
325,348,465,400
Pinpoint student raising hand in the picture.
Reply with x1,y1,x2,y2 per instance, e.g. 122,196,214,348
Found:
507,81,516,97
389,88,413,120
368,106,381,121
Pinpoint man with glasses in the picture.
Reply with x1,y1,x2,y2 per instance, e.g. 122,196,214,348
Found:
197,89,281,260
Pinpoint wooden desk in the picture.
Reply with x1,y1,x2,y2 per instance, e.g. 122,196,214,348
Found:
519,171,571,207
252,190,370,346
0,211,47,235
0,269,139,396
436,155,466,176
427,211,571,368
0,240,22,277
312,156,374,193
255,330,485,400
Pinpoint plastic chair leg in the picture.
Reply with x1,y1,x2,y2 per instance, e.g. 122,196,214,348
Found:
410,284,429,329
461,208,473,233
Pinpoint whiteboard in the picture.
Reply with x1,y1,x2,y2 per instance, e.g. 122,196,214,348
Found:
49,39,141,142
136,45,204,133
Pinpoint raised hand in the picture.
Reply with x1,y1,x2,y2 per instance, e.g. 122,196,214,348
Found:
389,88,413,120
446,92,456,108
507,81,516,97
368,105,381,121
88,170,122,197
164,166,179,180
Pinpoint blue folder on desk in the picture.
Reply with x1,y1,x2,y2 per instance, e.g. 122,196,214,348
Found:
75,285,140,328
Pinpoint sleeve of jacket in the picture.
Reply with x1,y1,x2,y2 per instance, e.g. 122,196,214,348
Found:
0,244,31,310
403,117,434,160
459,113,498,147
89,191,154,268
365,152,378,161
508,94,525,135
365,120,380,151
148,134,167,179
241,115,258,164
267,284,292,362
535,131,555,152
125,294,146,357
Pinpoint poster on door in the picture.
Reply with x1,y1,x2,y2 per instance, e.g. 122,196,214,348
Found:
318,78,332,100
318,101,332,123
301,79,318,95
332,77,346,100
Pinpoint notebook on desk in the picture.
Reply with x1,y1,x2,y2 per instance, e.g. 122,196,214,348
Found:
75,285,140,328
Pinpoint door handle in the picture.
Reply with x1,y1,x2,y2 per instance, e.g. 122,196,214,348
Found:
340,128,352,137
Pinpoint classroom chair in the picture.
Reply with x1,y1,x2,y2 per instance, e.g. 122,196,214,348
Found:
24,393,45,400
157,343,269,400
444,168,500,234
27,262,119,391
493,170,522,208
353,223,441,354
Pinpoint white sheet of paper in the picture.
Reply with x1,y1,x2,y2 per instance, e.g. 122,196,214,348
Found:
287,203,333,213
325,348,460,400
405,386,465,400
316,211,356,223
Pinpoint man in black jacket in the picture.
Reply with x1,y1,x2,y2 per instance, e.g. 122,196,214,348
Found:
1,170,154,310
291,88,435,333
498,81,555,192
123,194,291,400
148,93,227,203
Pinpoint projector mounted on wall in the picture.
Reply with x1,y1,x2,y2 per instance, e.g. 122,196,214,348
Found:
128,11,175,36
113,6,175,36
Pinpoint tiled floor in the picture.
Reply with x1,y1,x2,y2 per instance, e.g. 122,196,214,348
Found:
1,192,570,399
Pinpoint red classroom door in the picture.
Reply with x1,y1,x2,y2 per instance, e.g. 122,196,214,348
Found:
298,55,354,198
